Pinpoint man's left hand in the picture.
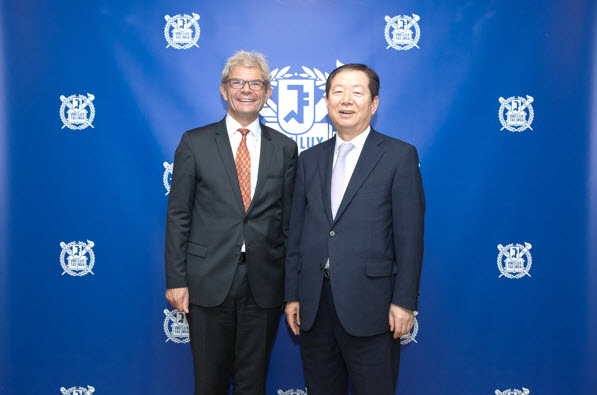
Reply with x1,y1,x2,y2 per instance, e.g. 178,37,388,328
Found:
388,304,414,339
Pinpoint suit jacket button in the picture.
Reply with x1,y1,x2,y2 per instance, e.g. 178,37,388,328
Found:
329,230,335,236
244,218,248,223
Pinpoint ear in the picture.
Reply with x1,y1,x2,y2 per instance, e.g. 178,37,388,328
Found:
370,96,379,116
220,84,228,102
265,85,273,101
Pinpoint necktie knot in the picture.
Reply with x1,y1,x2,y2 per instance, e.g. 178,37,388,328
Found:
337,142,354,158
238,128,250,137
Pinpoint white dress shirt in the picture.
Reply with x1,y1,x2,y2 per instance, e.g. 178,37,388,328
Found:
226,115,261,252
332,126,371,195
226,115,261,200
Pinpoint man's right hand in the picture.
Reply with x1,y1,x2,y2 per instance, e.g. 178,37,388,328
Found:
166,287,189,314
285,301,301,335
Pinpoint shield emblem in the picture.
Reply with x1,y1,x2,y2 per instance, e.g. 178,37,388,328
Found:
511,99,521,114
277,79,315,135
72,98,81,111
509,246,520,260
398,18,407,31
71,244,82,258
175,312,185,324
176,18,185,30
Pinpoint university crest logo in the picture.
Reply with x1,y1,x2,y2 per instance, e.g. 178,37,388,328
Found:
495,387,530,395
499,95,534,132
277,389,307,395
400,313,419,345
163,161,173,195
60,94,95,130
497,242,532,279
60,240,95,277
261,61,340,152
385,14,421,50
164,13,200,49
60,385,95,395
163,309,190,343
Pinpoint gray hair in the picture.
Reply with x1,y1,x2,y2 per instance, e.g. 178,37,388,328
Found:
221,50,271,85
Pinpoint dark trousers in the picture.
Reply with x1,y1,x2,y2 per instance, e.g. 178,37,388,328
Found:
186,263,281,395
300,279,401,395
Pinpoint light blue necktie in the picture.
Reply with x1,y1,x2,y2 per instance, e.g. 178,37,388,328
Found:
331,142,355,220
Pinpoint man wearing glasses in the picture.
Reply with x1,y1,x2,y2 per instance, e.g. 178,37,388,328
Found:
165,50,298,394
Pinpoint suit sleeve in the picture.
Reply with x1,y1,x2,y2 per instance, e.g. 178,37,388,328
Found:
165,132,196,289
391,145,425,310
282,142,299,250
284,153,306,302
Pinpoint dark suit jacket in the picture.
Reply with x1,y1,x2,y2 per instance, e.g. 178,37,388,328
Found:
285,129,425,336
166,117,298,309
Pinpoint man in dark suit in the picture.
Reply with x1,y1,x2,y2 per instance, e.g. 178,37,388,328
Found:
165,50,298,395
285,64,425,394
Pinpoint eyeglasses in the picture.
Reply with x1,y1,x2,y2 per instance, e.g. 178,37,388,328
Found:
225,78,267,91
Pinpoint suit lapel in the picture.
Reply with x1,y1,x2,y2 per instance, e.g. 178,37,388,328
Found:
246,123,273,215
333,129,384,224
214,118,245,214
318,138,335,225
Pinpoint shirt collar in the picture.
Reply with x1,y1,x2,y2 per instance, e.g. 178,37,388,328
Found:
226,115,261,138
335,125,371,152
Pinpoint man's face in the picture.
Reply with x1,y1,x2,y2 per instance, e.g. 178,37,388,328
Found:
325,70,379,138
220,65,272,126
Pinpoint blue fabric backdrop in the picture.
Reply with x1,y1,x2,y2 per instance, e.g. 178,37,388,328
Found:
1,0,596,394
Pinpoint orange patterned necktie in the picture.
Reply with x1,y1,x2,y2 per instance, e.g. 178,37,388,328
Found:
235,128,251,212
